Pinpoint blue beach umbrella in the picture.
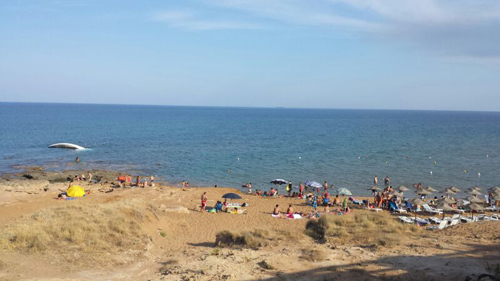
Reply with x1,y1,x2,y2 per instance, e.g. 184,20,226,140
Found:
305,181,322,190
271,179,288,194
337,188,352,196
271,179,288,185
222,193,242,199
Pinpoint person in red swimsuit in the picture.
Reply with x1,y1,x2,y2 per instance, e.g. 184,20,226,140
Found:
200,192,207,212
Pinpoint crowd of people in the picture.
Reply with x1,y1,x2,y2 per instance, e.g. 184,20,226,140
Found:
372,186,400,208
71,172,93,183
116,173,155,188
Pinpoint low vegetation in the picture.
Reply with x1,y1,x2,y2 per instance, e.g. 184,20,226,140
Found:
301,249,326,262
258,260,276,270
305,216,329,243
307,211,420,248
215,229,272,249
0,199,157,266
159,260,179,276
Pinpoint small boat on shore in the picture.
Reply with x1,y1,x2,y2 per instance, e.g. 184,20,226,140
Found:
48,143,86,150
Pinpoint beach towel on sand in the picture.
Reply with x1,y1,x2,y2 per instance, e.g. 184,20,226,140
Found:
285,214,303,219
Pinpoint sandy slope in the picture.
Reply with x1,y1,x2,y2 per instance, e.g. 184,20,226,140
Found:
0,179,499,281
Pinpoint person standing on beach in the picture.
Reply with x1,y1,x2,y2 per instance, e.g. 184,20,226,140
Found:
200,192,207,212
323,181,328,192
136,176,140,187
343,197,349,212
286,182,292,197
117,173,125,187
374,175,378,185
299,181,304,196
125,174,131,187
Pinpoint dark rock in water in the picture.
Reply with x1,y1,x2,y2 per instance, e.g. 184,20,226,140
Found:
22,174,35,180
48,178,70,184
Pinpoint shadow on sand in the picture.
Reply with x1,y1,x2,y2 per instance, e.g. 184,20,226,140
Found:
255,243,500,281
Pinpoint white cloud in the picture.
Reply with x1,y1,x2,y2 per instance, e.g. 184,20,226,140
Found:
209,0,384,31
206,0,500,62
151,1,500,63
442,55,500,66
151,10,261,30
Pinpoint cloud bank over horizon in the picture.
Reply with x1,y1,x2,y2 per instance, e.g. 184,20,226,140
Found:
153,0,500,63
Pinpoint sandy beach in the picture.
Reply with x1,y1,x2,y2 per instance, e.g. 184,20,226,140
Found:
0,168,499,281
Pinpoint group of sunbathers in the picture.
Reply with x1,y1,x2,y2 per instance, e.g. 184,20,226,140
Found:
254,188,278,197
72,172,92,183
373,186,401,209
116,173,155,188
272,201,350,219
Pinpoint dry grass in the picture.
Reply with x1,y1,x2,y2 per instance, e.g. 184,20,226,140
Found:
215,229,271,249
258,260,276,270
159,260,179,276
0,199,157,266
215,228,300,249
301,249,326,262
323,211,420,248
305,216,329,243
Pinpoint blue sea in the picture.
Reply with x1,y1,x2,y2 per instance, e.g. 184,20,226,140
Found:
1,102,499,195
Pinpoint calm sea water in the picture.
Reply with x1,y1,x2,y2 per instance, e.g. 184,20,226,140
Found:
1,102,499,195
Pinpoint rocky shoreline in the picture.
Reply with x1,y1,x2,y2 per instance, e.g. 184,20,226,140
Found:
0,166,160,194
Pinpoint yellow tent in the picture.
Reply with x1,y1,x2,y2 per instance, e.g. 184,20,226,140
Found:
67,185,85,197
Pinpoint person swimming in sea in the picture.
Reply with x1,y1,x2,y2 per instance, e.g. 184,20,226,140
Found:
384,176,390,185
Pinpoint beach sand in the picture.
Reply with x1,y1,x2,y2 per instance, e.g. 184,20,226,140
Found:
0,170,499,281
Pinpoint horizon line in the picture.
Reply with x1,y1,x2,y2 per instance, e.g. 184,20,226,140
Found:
1,101,499,114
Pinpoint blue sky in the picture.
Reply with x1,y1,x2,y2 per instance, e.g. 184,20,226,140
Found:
1,0,499,111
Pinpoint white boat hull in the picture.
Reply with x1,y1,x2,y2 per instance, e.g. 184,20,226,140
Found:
49,143,86,150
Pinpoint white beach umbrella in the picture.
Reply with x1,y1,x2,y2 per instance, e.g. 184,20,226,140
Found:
417,190,432,196
465,196,483,203
469,203,485,219
426,186,438,192
398,186,409,192
436,202,456,219
443,189,456,196
469,186,482,192
469,190,482,196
